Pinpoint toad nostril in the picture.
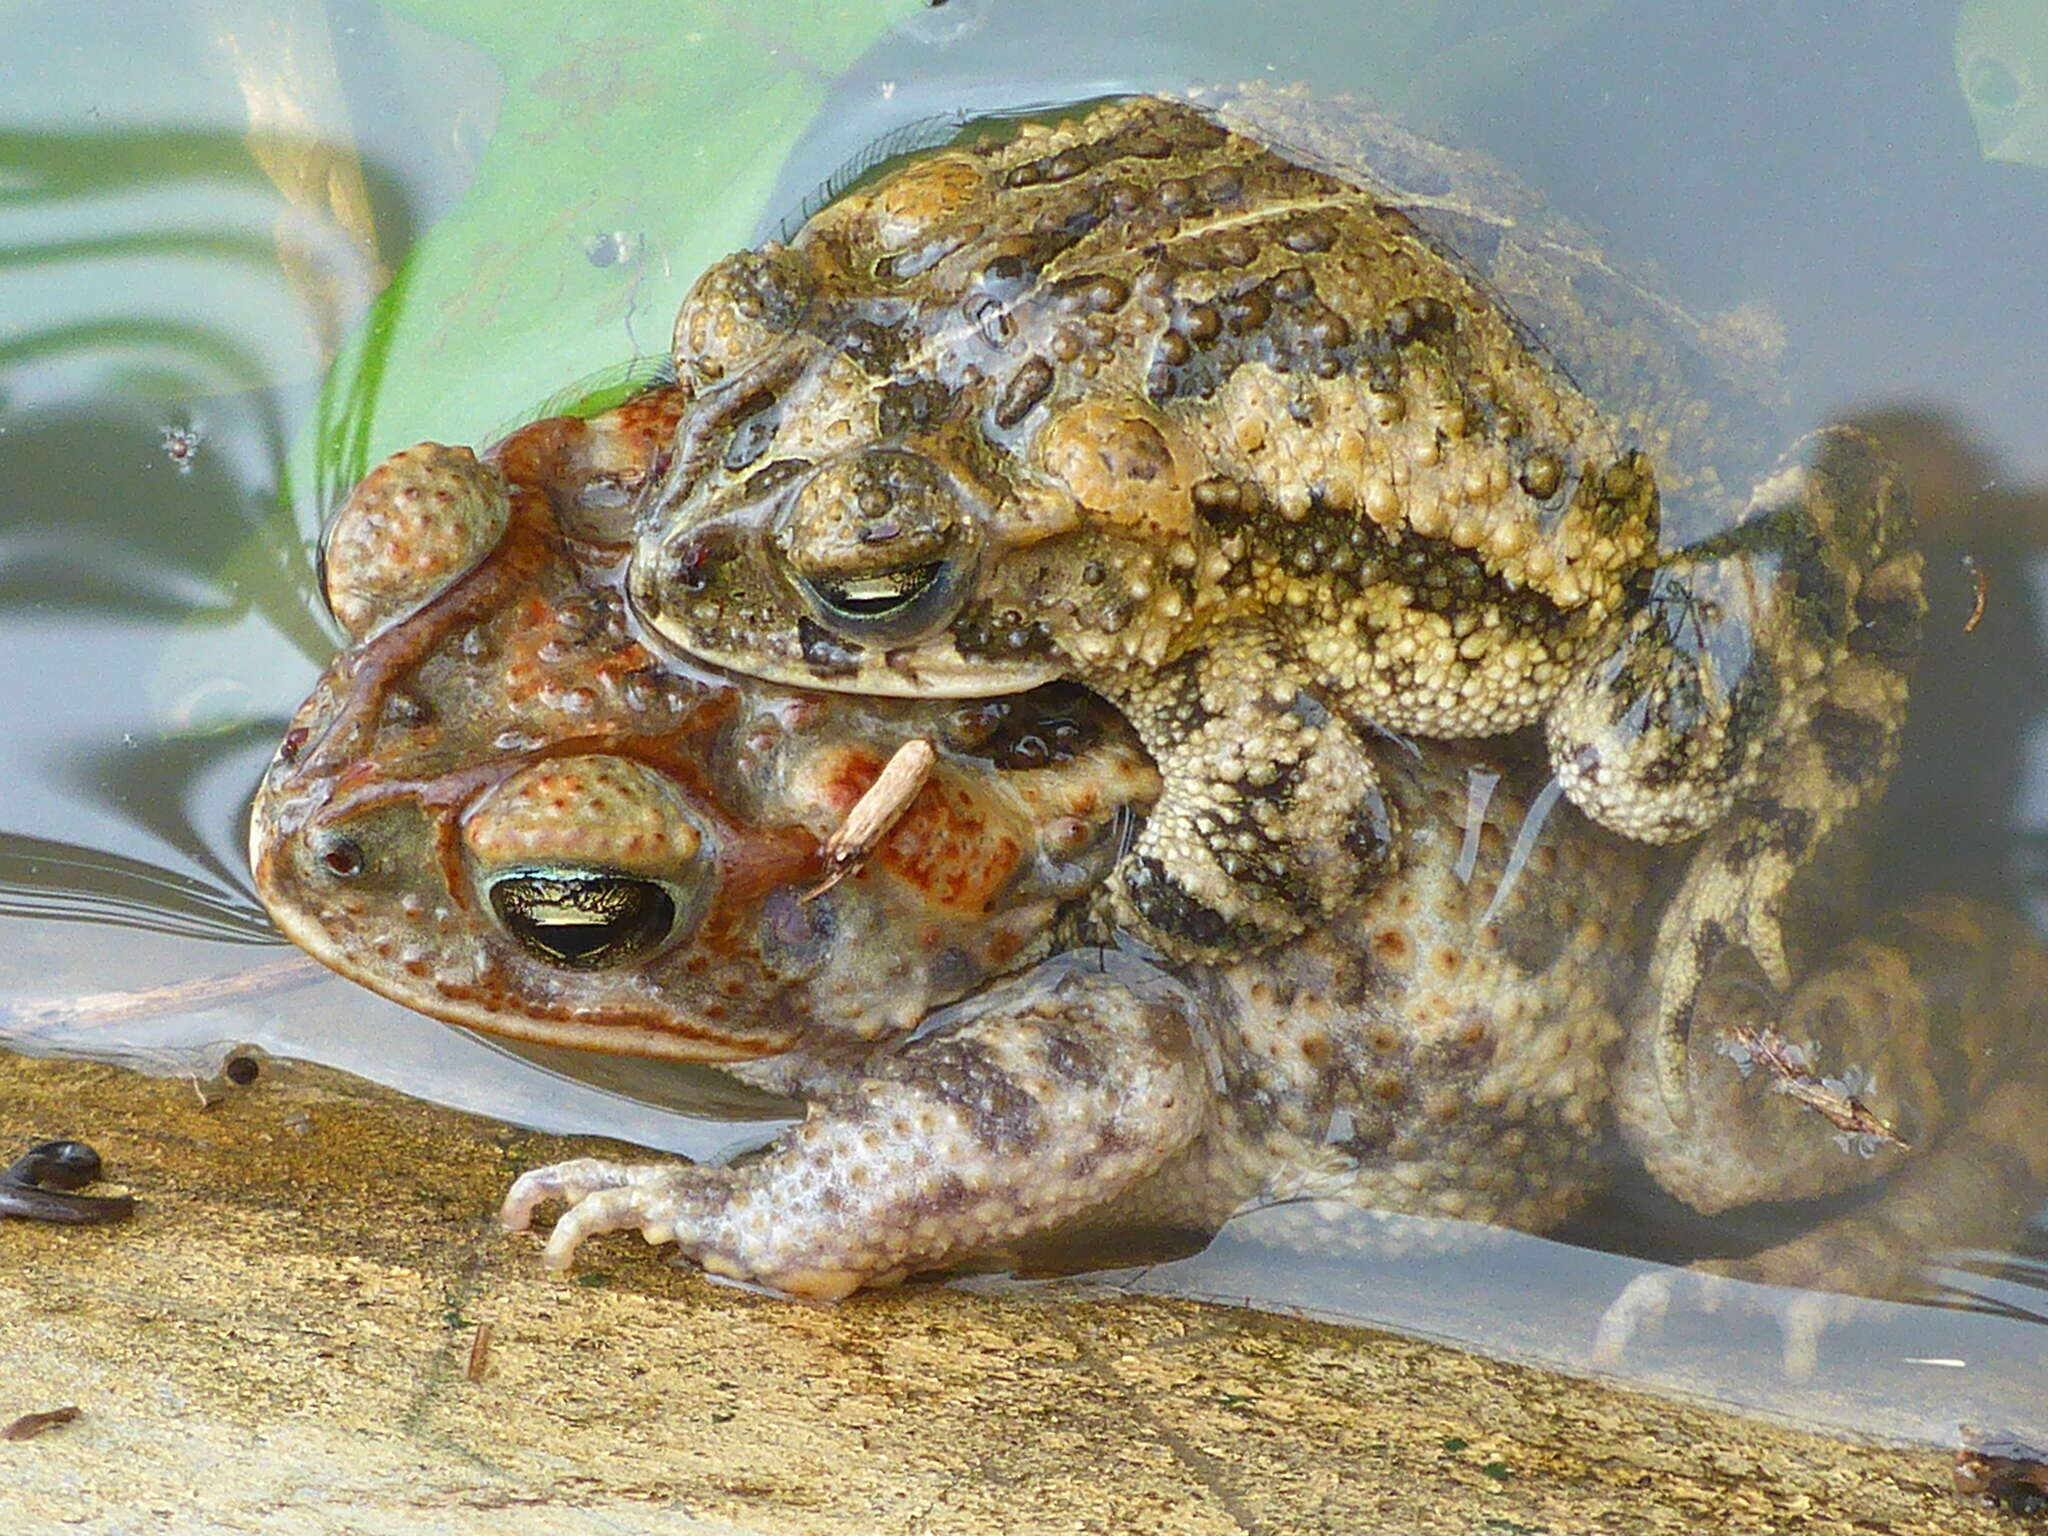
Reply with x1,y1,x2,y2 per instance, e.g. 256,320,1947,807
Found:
664,527,740,593
316,834,365,879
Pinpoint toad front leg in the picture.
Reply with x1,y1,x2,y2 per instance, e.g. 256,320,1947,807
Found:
502,955,1210,1299
1546,427,1923,1121
1108,618,1395,960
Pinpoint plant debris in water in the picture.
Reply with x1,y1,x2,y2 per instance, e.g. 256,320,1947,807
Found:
803,737,938,903
1955,1426,2048,1516
1716,1024,1910,1155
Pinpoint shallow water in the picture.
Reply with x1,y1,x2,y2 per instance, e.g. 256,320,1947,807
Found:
4,0,2046,1448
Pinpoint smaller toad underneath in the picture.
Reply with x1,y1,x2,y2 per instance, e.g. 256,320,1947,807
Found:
497,688,2048,1308
631,94,1926,1113
252,388,1158,1069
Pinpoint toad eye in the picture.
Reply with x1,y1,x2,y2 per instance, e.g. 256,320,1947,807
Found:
780,448,975,644
487,869,678,969
805,562,947,620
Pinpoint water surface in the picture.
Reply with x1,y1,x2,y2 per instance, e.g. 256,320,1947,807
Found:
4,0,2045,1448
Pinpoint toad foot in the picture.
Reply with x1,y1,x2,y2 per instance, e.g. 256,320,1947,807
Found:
502,955,1211,1298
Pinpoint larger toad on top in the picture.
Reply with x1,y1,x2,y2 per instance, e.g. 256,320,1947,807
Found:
631,94,1922,1097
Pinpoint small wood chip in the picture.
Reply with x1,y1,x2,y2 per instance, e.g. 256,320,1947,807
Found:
1722,1024,1910,1152
3,1406,80,1442
801,738,937,903
466,1322,494,1383
1962,554,1988,635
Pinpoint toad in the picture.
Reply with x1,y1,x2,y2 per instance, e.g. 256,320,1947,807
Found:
253,388,2046,1305
627,93,1925,1126
251,386,1158,1070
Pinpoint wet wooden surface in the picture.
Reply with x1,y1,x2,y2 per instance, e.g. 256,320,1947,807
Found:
0,1049,2016,1536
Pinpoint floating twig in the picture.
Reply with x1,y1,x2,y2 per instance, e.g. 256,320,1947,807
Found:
2,955,327,1041
801,739,937,903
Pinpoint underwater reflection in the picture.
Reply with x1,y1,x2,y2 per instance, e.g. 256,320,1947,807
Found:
1,121,394,416
0,832,273,944
1070,1203,2048,1445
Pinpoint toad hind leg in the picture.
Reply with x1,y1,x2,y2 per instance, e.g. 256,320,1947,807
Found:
1546,427,1924,1121
502,954,1209,1298
1600,899,2048,1373
1108,618,1396,961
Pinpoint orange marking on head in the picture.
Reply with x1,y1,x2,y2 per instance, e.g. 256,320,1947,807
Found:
817,750,886,819
874,782,1020,913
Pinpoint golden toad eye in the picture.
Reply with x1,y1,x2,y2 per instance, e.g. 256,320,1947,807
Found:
793,554,965,644
779,448,975,644
806,562,947,620
486,869,678,969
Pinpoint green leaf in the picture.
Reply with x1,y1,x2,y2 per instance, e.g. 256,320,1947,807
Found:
289,0,921,515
